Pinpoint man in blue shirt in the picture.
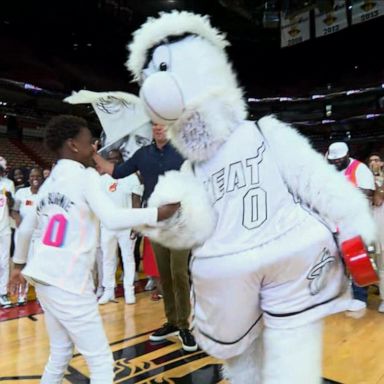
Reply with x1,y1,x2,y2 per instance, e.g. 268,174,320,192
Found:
112,126,184,205
94,123,197,352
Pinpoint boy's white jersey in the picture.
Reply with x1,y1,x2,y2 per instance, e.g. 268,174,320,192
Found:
193,121,308,258
14,159,157,294
0,177,15,235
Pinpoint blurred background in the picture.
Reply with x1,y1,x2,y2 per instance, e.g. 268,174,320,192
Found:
0,0,383,169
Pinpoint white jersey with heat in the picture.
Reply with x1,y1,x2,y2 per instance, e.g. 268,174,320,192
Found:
13,159,157,294
193,121,307,258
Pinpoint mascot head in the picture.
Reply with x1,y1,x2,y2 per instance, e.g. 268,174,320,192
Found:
127,11,247,162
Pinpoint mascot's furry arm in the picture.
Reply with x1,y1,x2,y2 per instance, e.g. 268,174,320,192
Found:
258,115,376,245
135,161,217,249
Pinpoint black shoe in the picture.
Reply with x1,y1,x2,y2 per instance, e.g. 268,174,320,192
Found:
149,323,179,341
178,329,198,352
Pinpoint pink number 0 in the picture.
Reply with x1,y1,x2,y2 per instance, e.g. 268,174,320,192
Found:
42,214,68,247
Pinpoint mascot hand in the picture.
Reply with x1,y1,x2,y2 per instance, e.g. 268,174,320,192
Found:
136,161,217,250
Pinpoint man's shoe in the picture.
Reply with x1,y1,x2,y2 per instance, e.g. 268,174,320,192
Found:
144,278,156,291
378,301,384,313
149,323,179,341
345,299,367,318
347,299,367,312
178,329,198,352
98,289,115,305
0,294,12,307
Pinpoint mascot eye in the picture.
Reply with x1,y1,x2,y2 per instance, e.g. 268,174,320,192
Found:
159,62,168,71
152,45,171,72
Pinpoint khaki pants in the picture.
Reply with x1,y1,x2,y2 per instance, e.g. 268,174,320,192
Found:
151,241,191,329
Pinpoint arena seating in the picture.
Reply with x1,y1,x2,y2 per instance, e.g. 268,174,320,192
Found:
0,137,56,170
0,137,38,169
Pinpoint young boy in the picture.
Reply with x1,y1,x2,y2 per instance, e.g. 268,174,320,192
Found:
8,115,179,384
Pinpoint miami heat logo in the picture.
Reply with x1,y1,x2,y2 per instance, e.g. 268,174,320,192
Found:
109,182,118,192
307,248,336,295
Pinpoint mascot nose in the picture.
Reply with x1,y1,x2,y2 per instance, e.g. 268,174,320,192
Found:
140,72,185,124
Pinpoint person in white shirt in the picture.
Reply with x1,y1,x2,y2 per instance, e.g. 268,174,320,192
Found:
368,153,384,313
327,142,375,313
8,115,180,384
11,167,44,305
0,156,15,307
97,149,143,305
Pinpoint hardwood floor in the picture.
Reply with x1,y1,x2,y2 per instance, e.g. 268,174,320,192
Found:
1,283,383,383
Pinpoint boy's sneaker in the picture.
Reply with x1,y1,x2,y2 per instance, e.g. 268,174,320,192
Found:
95,287,104,299
149,323,179,341
178,329,198,352
98,289,115,305
124,288,136,305
0,294,12,307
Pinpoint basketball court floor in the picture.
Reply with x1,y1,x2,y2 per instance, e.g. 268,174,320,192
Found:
1,281,384,384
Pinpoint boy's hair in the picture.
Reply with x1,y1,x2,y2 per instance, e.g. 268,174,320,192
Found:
45,115,88,152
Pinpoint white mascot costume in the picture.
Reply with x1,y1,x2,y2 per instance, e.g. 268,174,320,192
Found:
126,11,376,384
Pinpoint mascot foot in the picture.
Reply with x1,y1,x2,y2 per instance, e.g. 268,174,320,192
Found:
263,321,323,384
223,337,262,384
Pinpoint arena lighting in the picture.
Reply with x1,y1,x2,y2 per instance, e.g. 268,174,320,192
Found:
346,89,362,95
366,114,380,119
312,94,326,99
24,83,42,91
248,83,384,104
293,112,384,126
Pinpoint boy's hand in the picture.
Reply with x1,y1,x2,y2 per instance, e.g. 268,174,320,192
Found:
8,268,27,297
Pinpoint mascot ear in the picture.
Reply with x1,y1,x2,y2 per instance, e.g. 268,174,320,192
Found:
180,160,194,176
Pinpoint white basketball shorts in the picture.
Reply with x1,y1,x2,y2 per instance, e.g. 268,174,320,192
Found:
190,214,351,360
